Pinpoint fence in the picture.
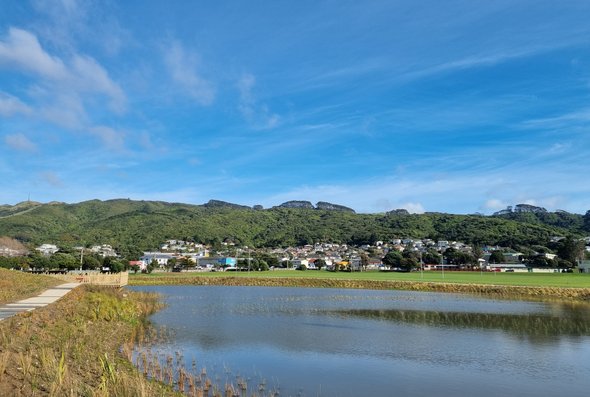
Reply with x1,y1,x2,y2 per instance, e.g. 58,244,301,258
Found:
51,271,128,287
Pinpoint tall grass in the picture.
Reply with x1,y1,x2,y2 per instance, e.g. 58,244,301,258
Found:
130,273,590,301
0,268,61,304
0,285,178,396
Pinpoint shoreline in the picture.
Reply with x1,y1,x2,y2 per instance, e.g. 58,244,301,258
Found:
129,274,590,301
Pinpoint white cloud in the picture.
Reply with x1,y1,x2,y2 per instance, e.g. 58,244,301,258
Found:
400,202,425,214
4,133,38,152
39,171,64,188
483,199,506,211
163,40,215,105
0,27,126,112
238,73,280,129
39,91,87,129
0,27,66,79
71,55,126,113
0,92,31,116
238,73,256,118
90,126,126,151
0,27,128,149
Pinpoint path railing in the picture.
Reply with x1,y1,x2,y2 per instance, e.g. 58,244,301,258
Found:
50,272,128,287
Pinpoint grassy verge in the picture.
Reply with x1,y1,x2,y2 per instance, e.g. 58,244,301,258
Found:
130,270,590,300
0,268,61,305
0,284,180,396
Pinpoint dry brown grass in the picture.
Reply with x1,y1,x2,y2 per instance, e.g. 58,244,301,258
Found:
0,268,61,305
0,285,179,397
131,274,590,301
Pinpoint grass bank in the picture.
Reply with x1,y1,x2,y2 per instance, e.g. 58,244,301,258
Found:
0,268,61,305
130,271,590,301
0,284,180,396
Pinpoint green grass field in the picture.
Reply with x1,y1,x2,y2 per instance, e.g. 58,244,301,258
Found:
130,269,590,289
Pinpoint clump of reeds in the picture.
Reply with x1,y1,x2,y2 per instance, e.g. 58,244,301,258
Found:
0,285,181,396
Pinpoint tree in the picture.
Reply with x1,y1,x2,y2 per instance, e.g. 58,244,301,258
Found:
29,253,50,270
258,260,269,271
382,250,403,269
315,259,327,270
489,251,505,264
557,236,585,267
584,210,590,232
400,257,418,271
82,255,100,270
146,259,157,273
109,259,125,273
177,257,192,270
422,249,441,265
50,252,78,270
167,257,177,271
360,253,369,270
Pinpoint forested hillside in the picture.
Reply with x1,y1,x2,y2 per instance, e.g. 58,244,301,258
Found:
0,199,587,259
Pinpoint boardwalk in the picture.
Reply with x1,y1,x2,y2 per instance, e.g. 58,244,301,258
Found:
49,271,129,287
0,272,129,322
0,283,80,322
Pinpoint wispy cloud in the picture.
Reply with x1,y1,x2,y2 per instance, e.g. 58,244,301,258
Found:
0,26,127,146
4,133,38,152
238,73,280,129
483,199,507,212
89,126,126,151
0,92,31,116
0,27,126,109
0,27,66,79
163,40,215,105
39,171,64,188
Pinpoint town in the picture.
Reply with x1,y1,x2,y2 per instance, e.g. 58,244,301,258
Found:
2,235,589,274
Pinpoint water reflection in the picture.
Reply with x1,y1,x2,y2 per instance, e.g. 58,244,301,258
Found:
133,286,590,397
331,302,590,342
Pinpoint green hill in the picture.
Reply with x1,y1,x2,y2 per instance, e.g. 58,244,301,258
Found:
0,199,587,259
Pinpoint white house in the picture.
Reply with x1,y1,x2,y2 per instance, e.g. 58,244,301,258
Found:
140,252,175,267
36,244,59,256
291,259,309,268
90,244,117,258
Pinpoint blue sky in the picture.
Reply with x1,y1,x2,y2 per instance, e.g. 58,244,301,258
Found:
1,0,590,214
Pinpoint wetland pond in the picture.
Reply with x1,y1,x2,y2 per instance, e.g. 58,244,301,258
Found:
131,285,590,396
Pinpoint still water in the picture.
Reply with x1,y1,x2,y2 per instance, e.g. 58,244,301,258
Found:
132,286,590,396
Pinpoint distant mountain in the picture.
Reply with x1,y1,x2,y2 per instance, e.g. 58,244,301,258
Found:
315,201,355,213
0,201,43,218
276,200,315,209
203,199,252,210
492,204,587,233
0,199,587,259
276,200,355,212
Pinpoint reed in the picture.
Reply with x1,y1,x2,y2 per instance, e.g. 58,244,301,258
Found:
0,285,180,396
0,351,9,383
131,273,590,301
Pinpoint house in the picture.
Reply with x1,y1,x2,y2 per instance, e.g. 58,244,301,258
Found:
140,252,175,267
129,260,146,272
579,260,590,273
487,263,528,272
36,244,59,256
291,259,309,269
90,244,117,258
198,257,237,269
